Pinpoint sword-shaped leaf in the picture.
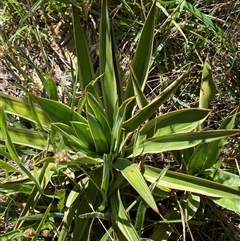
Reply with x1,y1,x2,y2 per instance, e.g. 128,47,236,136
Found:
123,65,195,132
0,94,50,127
31,95,87,125
110,190,141,241
126,130,240,157
113,158,160,215
99,0,118,127
125,2,156,119
143,165,240,199
140,108,211,138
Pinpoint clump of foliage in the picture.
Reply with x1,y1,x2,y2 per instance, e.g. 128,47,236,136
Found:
0,0,240,240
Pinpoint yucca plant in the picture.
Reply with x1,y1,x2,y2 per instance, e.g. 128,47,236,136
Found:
1,1,240,240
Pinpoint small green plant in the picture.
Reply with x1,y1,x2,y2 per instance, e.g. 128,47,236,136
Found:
0,1,240,240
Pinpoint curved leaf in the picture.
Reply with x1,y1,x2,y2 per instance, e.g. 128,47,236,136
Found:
0,94,50,127
143,165,240,199
0,126,47,150
87,113,109,154
140,108,211,138
125,1,156,118
31,95,87,125
199,60,216,110
188,108,238,174
212,198,240,213
114,158,160,215
126,130,240,156
110,190,141,241
123,65,196,132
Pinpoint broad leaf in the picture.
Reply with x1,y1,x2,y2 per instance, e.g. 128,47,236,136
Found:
87,113,109,154
0,94,50,128
140,108,211,138
183,193,200,221
187,108,238,174
143,165,240,199
123,65,195,132
87,92,112,144
52,122,92,153
31,95,87,125
114,158,160,215
212,198,240,213
0,127,47,150
110,190,141,241
210,169,240,187
126,130,240,156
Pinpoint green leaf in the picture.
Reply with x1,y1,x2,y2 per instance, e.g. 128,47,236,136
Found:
70,121,91,148
130,65,148,109
0,126,48,150
99,153,112,211
184,2,223,36
87,113,109,154
111,97,134,153
188,108,238,174
143,165,240,199
126,130,240,157
210,169,240,187
135,167,168,234
0,230,23,240
0,107,45,163
14,162,54,229
110,24,123,104
110,189,141,241
0,94,50,128
123,65,196,132
0,148,12,160
212,198,240,213
0,182,32,194
47,77,58,101
68,154,103,165
183,193,200,221
32,203,52,241
0,160,21,173
125,2,156,114
87,92,112,144
59,190,81,241
71,174,99,240
186,143,209,174
199,60,216,110
72,6,95,90
140,108,211,138
113,158,160,215
31,95,87,125
52,122,91,152
99,0,118,127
